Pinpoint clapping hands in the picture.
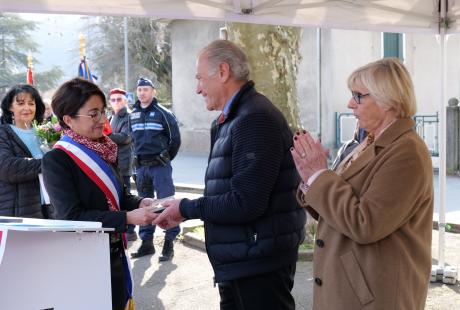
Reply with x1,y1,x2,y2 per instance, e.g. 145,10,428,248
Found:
290,130,328,182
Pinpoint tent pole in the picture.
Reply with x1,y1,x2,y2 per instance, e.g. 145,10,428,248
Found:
317,28,322,140
438,0,447,270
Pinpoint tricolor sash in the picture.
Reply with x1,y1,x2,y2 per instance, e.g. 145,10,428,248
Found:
54,135,135,310
54,135,122,211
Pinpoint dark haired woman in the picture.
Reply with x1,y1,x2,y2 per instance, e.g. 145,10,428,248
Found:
0,84,49,218
42,78,156,310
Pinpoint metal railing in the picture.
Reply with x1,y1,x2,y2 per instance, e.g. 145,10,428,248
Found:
335,112,439,156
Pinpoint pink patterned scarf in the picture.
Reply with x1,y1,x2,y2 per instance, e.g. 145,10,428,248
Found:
63,128,118,163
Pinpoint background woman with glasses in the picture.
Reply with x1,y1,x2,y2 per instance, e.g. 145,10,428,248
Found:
0,84,48,219
291,58,434,309
42,78,157,310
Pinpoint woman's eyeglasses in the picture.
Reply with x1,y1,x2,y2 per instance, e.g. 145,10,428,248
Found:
75,109,107,122
351,91,370,105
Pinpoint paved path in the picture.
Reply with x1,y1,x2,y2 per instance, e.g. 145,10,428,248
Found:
129,240,314,310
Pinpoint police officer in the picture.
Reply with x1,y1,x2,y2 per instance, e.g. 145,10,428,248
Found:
129,77,181,261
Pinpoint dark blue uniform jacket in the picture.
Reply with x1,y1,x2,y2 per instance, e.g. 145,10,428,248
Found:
129,98,181,160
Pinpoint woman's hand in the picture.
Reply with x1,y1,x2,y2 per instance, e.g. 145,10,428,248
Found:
291,130,328,182
126,208,157,226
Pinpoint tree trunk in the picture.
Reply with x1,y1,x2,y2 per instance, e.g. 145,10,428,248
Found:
227,23,302,129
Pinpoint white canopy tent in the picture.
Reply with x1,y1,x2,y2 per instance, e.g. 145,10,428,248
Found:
0,0,457,276
0,0,459,33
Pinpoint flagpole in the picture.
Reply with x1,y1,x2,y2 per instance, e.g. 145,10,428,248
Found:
27,53,33,85
78,33,94,83
124,17,129,91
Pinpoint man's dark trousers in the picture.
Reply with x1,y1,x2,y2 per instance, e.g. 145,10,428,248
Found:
137,163,180,240
218,264,296,310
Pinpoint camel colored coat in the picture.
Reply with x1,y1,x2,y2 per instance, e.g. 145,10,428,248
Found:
300,118,433,310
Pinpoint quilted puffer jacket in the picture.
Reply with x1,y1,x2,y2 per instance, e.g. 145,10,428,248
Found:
0,124,43,218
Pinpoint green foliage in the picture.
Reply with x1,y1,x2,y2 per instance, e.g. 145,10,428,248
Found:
0,14,64,97
33,66,64,92
191,225,204,236
190,224,314,253
86,16,172,102
0,14,36,70
299,241,314,251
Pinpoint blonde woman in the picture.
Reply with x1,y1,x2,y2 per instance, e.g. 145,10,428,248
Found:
292,58,433,309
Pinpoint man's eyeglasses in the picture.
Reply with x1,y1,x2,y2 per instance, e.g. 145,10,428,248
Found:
351,91,370,105
110,97,124,103
75,109,107,122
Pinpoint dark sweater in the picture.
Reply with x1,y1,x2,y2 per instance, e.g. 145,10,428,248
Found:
180,81,306,282
109,107,133,176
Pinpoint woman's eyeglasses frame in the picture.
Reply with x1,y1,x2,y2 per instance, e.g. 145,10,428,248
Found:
351,91,370,105
75,109,107,122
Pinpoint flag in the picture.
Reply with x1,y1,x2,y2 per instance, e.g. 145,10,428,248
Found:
103,121,112,136
27,67,33,85
78,56,96,82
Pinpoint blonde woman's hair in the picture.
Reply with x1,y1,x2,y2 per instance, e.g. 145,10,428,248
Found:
347,58,416,118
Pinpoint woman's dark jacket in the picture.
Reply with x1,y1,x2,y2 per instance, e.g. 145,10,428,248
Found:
0,124,43,218
109,107,133,176
42,148,141,231
179,81,306,282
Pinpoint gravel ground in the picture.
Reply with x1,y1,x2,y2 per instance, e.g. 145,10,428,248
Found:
425,230,460,310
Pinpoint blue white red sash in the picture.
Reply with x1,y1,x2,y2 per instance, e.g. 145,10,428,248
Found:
54,135,122,211
54,135,135,309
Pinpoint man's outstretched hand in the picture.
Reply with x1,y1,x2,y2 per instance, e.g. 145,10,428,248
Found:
153,199,184,229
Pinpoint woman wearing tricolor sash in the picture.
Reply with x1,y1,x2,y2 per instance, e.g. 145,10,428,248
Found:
42,78,157,310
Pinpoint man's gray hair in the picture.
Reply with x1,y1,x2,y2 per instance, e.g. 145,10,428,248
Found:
200,40,250,81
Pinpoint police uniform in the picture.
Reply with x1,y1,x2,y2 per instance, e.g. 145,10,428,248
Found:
129,78,181,260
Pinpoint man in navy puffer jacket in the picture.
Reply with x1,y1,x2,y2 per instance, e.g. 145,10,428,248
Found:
154,40,306,309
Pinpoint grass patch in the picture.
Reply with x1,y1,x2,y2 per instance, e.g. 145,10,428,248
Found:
299,242,314,251
191,225,204,236
190,225,314,252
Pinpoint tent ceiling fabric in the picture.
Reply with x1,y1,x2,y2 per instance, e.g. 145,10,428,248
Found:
1,0,459,34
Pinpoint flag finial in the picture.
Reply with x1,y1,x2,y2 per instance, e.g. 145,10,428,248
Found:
27,53,33,69
79,33,86,59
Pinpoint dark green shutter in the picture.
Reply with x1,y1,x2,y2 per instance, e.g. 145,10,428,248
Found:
383,33,403,60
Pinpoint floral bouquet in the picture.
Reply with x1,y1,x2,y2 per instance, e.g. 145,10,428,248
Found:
33,117,62,153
